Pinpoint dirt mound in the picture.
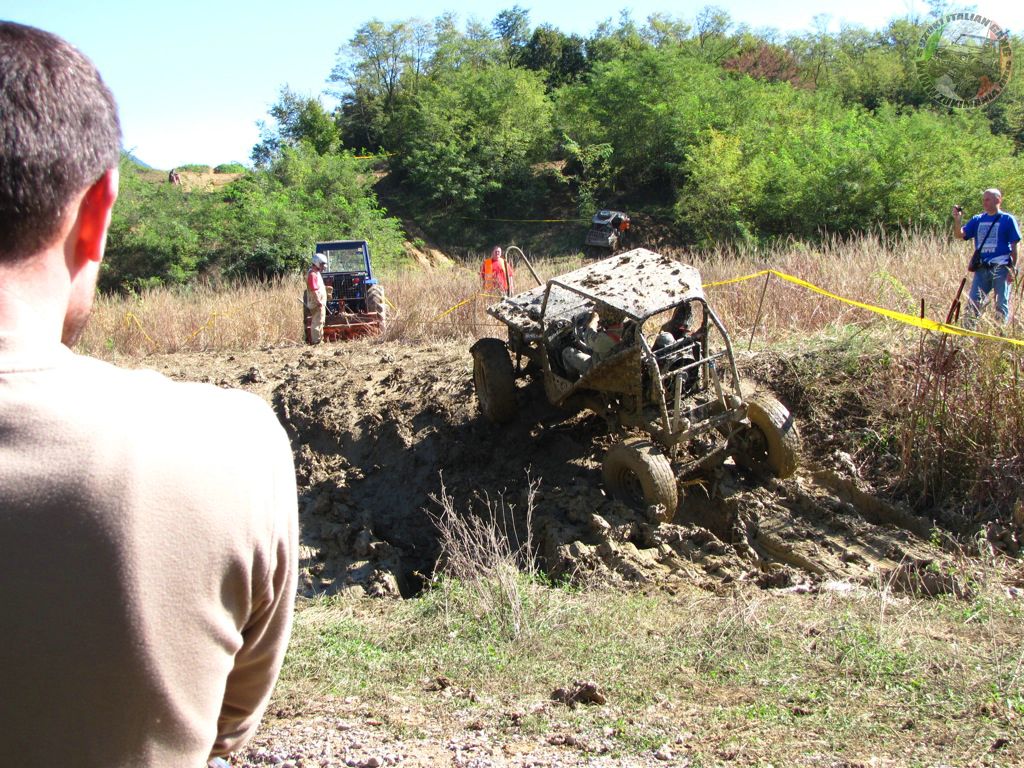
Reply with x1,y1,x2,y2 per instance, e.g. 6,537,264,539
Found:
403,241,453,268
144,339,967,599
176,170,242,191
401,218,455,268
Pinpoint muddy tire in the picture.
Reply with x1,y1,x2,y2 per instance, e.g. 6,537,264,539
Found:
366,284,387,328
734,395,800,478
602,437,678,521
471,338,517,423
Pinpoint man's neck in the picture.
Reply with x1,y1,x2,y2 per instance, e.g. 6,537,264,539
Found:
0,250,73,344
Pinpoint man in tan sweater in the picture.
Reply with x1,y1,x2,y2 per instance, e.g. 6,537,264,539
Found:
0,22,298,766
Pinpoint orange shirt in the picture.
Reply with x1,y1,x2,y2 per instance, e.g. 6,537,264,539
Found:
480,257,511,292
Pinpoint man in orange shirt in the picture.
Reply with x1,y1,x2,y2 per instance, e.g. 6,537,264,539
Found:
480,246,513,294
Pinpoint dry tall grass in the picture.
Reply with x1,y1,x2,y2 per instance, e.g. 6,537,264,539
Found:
79,276,305,358
79,231,1016,360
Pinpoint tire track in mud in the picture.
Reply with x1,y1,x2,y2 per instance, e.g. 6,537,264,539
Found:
145,340,955,599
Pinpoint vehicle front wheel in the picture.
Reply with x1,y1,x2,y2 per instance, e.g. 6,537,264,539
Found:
602,437,679,522
470,338,517,423
733,395,801,478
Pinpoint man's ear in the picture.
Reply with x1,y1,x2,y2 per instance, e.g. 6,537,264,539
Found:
73,168,119,265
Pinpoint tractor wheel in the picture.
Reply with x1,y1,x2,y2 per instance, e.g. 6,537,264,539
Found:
471,338,517,423
733,395,801,478
602,437,678,521
366,284,387,327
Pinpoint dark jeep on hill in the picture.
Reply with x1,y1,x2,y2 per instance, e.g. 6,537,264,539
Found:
584,209,630,251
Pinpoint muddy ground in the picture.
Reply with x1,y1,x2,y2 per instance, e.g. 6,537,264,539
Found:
140,337,985,602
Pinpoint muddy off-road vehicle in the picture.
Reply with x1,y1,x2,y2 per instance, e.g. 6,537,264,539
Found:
305,240,387,342
584,210,630,251
471,248,800,521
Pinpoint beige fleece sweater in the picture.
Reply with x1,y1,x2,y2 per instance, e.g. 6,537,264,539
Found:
0,334,298,766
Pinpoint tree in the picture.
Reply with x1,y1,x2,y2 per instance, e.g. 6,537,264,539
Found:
723,42,804,86
218,145,407,277
694,5,738,63
251,87,340,166
557,47,731,192
396,64,554,216
492,6,531,67
104,156,207,290
562,135,613,214
585,11,649,63
641,13,691,47
329,20,433,149
521,25,588,87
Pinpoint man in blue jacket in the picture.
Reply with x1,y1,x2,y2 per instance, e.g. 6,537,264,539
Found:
953,188,1022,325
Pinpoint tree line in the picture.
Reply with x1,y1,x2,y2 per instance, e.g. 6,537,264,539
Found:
104,5,1024,289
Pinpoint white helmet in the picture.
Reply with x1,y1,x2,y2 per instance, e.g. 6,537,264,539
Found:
312,253,328,268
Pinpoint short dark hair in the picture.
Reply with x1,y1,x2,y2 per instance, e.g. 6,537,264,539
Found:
0,22,121,261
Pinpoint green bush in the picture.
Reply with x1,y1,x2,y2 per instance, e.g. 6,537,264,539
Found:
214,162,246,174
103,147,407,291
394,64,554,218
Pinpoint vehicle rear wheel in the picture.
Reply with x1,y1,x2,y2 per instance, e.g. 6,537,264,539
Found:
602,437,678,522
733,395,800,478
366,284,387,327
471,338,517,423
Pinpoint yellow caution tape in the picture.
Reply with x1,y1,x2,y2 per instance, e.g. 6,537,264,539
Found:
182,299,267,344
124,312,157,347
433,297,475,321
704,271,770,289
455,216,588,223
706,269,1024,347
185,312,225,343
430,293,507,321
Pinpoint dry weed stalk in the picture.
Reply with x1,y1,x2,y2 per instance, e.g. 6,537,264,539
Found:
427,475,541,642
889,336,1024,515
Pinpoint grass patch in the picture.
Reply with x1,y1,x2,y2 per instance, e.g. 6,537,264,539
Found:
275,571,1024,765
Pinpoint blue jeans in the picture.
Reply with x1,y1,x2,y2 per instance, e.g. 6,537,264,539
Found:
966,264,1013,325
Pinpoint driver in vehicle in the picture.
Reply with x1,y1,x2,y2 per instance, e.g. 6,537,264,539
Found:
653,301,697,351
562,307,626,377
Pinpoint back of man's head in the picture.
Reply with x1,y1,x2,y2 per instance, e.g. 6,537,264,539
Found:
0,22,121,262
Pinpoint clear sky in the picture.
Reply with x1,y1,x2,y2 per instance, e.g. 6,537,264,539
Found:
5,0,1021,169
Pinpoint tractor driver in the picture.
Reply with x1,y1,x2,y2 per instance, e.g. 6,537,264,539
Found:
305,253,328,344
562,307,627,378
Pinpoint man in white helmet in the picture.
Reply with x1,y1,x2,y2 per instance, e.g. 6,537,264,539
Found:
305,252,329,343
